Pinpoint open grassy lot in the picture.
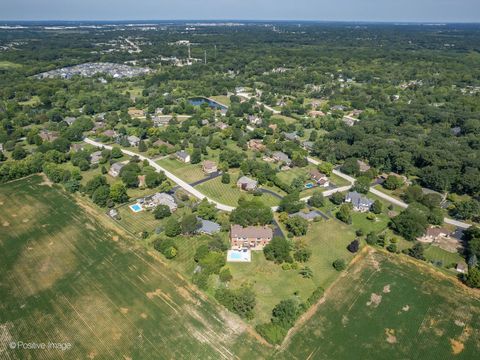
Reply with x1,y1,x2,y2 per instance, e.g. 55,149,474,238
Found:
157,157,208,184
278,249,480,360
0,176,271,359
209,95,231,107
229,219,356,325
195,175,281,207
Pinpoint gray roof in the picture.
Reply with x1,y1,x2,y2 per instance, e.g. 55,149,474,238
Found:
64,117,77,125
237,176,258,187
197,218,221,234
284,132,298,141
176,150,189,160
273,151,291,163
346,191,374,209
289,211,321,221
110,162,125,172
127,135,140,142
151,192,177,211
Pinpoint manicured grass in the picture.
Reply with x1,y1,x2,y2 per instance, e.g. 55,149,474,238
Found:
157,157,209,183
209,95,231,107
0,176,270,359
424,245,465,268
18,95,41,106
195,174,281,207
279,250,480,360
229,219,356,325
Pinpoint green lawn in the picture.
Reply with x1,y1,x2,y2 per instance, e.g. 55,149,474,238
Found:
195,174,281,207
0,60,22,70
18,95,41,106
0,176,270,359
209,95,231,107
278,250,480,360
157,157,210,184
229,219,356,324
424,245,465,269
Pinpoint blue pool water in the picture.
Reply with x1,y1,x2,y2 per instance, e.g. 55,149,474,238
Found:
130,204,142,212
188,97,228,110
230,252,242,260
305,183,315,189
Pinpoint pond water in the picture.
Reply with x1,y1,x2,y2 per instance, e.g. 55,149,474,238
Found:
188,97,228,110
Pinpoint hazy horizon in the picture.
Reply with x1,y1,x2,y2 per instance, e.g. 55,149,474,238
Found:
1,0,479,23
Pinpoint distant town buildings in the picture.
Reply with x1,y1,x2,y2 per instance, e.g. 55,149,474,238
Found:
34,62,151,80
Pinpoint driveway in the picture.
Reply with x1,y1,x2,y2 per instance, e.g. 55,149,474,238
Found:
189,171,222,187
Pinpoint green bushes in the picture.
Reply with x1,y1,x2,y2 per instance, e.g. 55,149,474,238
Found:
153,238,178,259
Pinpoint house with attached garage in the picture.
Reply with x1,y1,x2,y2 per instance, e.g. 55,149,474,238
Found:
175,150,191,163
272,151,292,166
345,191,374,212
309,169,329,187
230,225,273,250
127,135,141,147
109,162,125,178
237,176,258,191
202,160,218,174
145,192,178,212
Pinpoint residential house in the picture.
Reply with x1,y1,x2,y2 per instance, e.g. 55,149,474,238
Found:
146,192,177,212
248,115,262,125
268,123,278,131
202,160,218,174
103,129,118,138
201,119,209,126
90,151,103,165
284,132,299,141
175,150,191,163
302,141,314,151
248,139,266,152
128,108,145,118
127,135,141,147
153,115,172,127
342,116,359,127
39,130,59,142
197,218,221,235
93,121,105,131
138,175,146,187
109,162,125,177
417,227,451,243
331,105,347,111
456,263,468,274
108,209,119,219
153,139,174,149
215,122,229,130
64,116,77,126
357,160,371,172
345,191,374,212
237,176,258,191
70,143,84,153
309,169,330,187
219,108,228,117
289,211,321,222
308,110,325,118
230,225,273,250
272,151,292,166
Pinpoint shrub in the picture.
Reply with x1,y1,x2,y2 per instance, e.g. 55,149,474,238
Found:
347,239,360,253
256,323,287,345
333,259,346,271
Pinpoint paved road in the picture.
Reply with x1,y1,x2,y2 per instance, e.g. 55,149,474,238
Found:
307,156,471,229
84,138,235,212
237,92,281,114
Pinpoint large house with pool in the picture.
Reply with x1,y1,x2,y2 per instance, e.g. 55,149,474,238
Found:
230,225,273,250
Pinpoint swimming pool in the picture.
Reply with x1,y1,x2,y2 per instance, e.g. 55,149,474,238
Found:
227,249,251,262
129,203,143,212
305,182,315,189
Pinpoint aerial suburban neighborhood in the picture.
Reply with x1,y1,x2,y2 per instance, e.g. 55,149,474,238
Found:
0,9,479,360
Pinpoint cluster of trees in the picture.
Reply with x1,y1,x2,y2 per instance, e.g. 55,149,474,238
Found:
463,227,480,288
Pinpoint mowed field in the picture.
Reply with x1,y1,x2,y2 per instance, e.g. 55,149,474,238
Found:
277,249,480,360
0,176,270,359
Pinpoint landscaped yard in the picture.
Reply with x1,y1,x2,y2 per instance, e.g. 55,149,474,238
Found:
278,249,480,360
195,174,282,207
229,219,356,324
157,157,208,183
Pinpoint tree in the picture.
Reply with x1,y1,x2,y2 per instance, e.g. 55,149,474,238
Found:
318,162,334,176
154,204,171,219
190,148,202,164
111,147,123,158
230,199,273,226
278,192,304,214
215,286,256,319
84,175,108,196
165,218,181,237
196,198,217,220
264,236,292,264
138,140,147,152
390,208,428,241
199,252,226,274
333,259,346,271
465,267,480,288
408,242,426,260
92,185,111,207
383,175,404,190
371,200,383,214
285,216,309,236
12,145,27,160
219,268,233,282
221,172,231,184
353,176,371,194
336,204,352,224
341,158,359,176
109,182,128,203
403,185,423,203
181,214,199,235
294,243,312,262
154,238,178,259
308,191,324,208
330,192,344,205
366,232,379,245
347,239,360,253
272,299,300,329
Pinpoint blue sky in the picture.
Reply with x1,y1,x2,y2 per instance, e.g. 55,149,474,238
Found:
1,0,479,22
